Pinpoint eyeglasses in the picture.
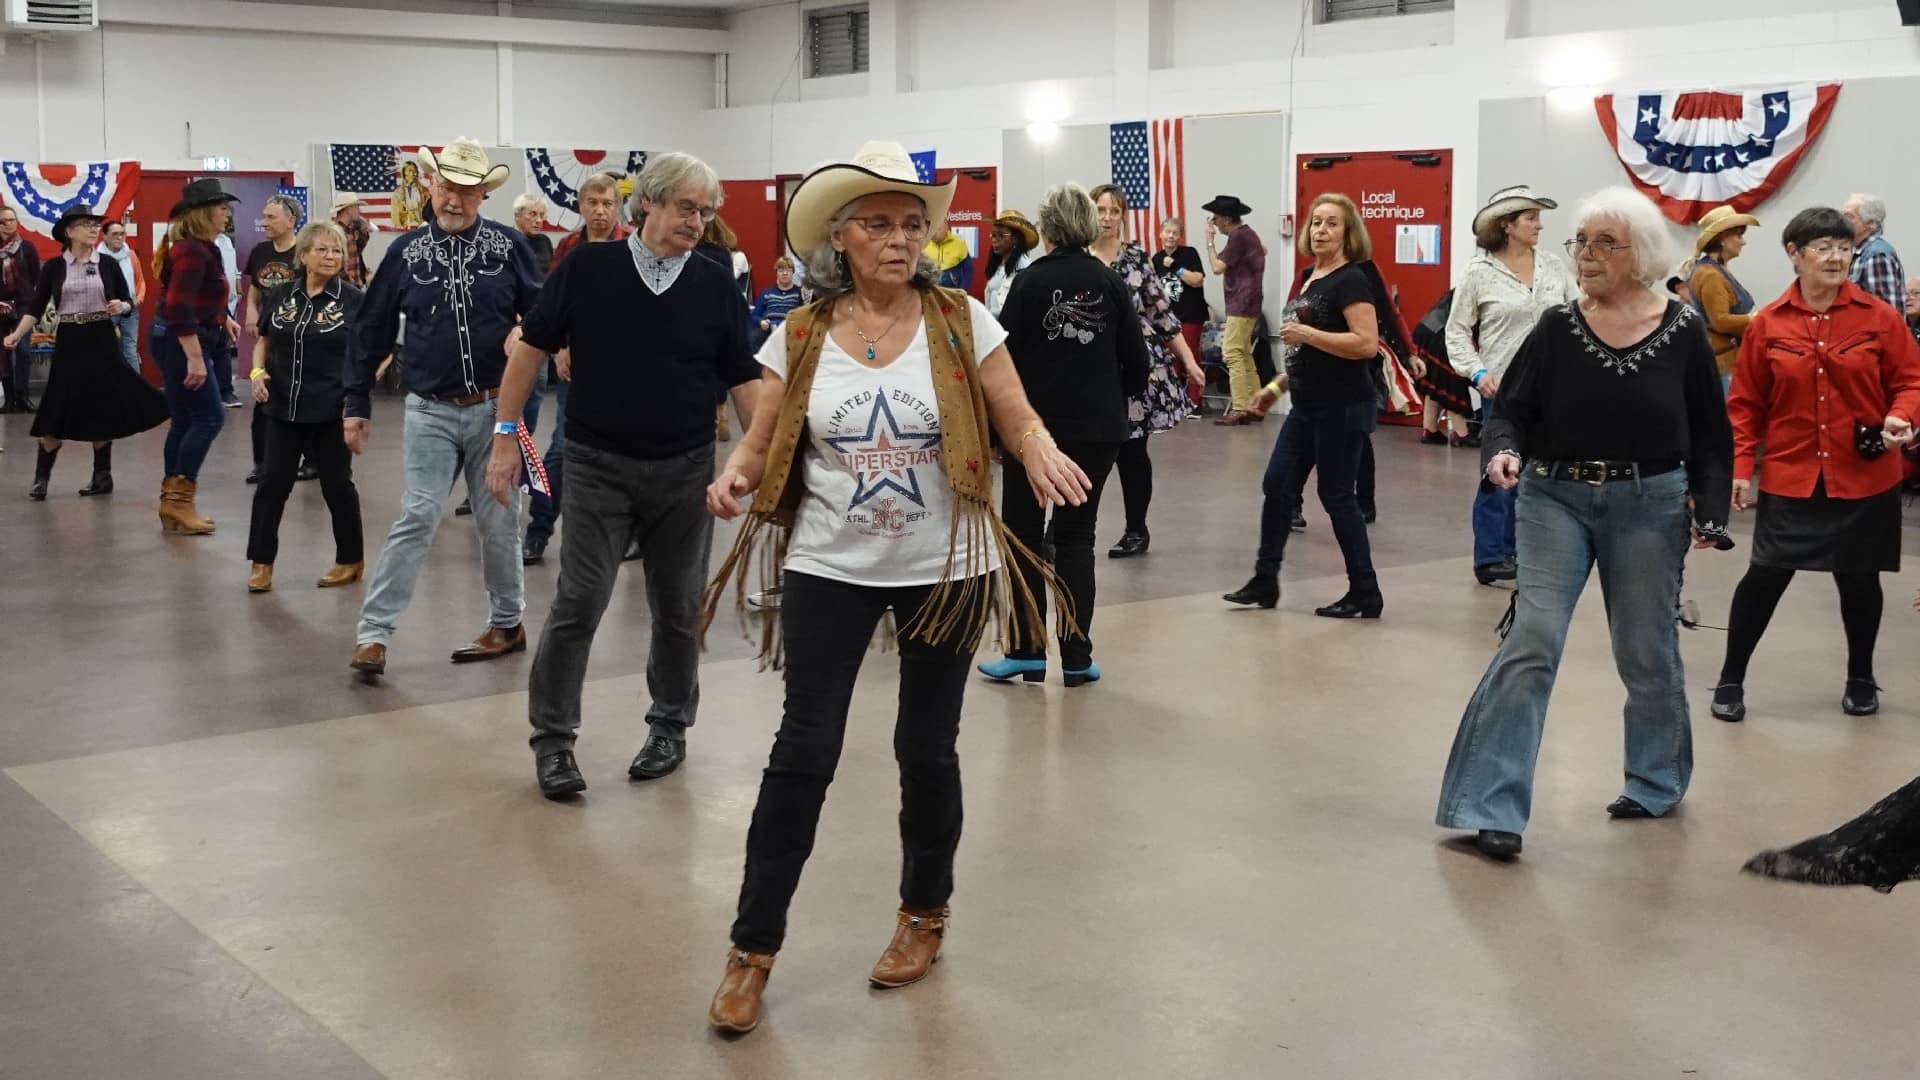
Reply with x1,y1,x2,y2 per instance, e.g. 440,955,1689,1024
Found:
1565,238,1630,257
666,198,718,223
1801,241,1855,259
849,217,930,243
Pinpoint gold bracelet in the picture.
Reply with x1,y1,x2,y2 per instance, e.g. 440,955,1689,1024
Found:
1017,426,1050,456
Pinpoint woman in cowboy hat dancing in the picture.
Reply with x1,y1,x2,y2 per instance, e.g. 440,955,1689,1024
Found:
1687,205,1761,391
3,204,168,499
151,178,244,533
700,139,1089,1036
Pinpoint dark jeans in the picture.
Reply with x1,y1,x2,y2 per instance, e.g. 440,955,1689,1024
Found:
1000,440,1120,670
246,415,363,565
1116,436,1151,535
526,368,568,544
1255,399,1378,595
527,440,713,757
151,329,227,480
730,570,979,955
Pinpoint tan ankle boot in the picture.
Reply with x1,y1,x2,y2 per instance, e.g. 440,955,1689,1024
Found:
158,476,215,535
869,906,947,988
709,949,775,1034
317,562,364,588
248,563,273,593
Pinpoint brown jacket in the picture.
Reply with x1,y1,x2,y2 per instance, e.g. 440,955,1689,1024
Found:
1690,261,1752,374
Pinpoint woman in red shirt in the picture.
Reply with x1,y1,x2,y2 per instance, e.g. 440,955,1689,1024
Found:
1713,207,1920,721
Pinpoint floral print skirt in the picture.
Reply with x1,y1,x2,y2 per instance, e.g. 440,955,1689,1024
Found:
1127,341,1190,439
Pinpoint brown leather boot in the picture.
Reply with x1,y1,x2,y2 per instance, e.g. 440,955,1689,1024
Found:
248,563,273,593
349,642,387,676
708,949,775,1034
158,476,216,535
869,906,947,988
449,624,526,663
316,562,365,588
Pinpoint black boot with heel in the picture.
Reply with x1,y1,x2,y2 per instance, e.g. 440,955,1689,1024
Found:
78,443,113,497
28,444,57,500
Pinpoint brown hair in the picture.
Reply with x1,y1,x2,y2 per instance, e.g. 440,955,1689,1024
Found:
1296,193,1371,262
1474,210,1527,253
703,214,738,252
1088,184,1128,237
1702,226,1746,259
578,171,621,199
152,204,223,278
773,255,794,272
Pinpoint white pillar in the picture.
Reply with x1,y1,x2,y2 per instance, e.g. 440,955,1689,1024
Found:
496,1,514,145
1112,0,1151,119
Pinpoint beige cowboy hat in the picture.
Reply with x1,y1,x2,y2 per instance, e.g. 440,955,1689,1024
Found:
1472,185,1558,235
329,192,368,215
1694,205,1760,255
783,140,956,256
993,209,1039,249
418,138,509,192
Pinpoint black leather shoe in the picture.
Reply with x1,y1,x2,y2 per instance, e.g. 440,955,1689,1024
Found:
1107,532,1150,559
454,498,473,517
1474,830,1522,859
1314,592,1383,620
537,751,586,798
522,534,547,566
629,735,686,780
1474,558,1518,586
1710,683,1746,723
1290,509,1307,532
1842,679,1881,716
1606,796,1655,819
1223,577,1280,609
296,464,319,481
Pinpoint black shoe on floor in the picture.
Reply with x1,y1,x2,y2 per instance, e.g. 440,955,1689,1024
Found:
1314,592,1383,620
1606,796,1655,819
245,467,260,485
222,396,242,409
1843,679,1881,716
523,534,547,566
623,537,642,561
296,463,320,482
537,750,587,799
1420,430,1448,446
1290,509,1307,532
1223,577,1280,609
629,734,686,780
1107,532,1150,559
1474,558,1518,586
1710,683,1746,723
1451,433,1481,449
1474,830,1522,860
454,498,473,517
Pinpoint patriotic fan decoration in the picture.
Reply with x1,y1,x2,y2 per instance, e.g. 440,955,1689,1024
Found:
0,159,140,257
524,149,648,232
1595,83,1841,225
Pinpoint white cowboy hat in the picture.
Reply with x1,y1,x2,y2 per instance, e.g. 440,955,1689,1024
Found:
329,192,368,215
783,140,956,256
419,138,509,192
1693,205,1761,255
1472,185,1558,235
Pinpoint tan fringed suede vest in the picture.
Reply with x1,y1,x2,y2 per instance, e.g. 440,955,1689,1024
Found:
699,285,1073,668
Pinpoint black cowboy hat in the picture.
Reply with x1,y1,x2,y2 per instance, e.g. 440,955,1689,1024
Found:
50,204,106,247
1202,194,1252,219
168,177,242,219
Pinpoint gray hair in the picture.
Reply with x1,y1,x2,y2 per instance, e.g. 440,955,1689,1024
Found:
627,152,722,223
511,192,548,215
1848,193,1887,233
1037,183,1099,249
263,194,303,224
1572,186,1672,287
802,196,938,300
578,172,621,199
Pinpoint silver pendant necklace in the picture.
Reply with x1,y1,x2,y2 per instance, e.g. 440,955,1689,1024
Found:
846,301,904,360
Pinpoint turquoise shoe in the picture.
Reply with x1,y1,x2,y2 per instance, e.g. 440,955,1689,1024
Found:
1063,663,1101,688
978,656,1047,683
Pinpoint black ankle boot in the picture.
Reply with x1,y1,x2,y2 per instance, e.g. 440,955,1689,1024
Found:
1314,591,1384,619
1842,679,1881,717
28,444,57,500
1223,576,1280,609
1710,683,1746,723
78,443,112,496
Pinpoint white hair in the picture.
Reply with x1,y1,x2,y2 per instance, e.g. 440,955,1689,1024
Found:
628,152,722,223
511,192,548,215
1848,193,1887,232
1572,187,1672,287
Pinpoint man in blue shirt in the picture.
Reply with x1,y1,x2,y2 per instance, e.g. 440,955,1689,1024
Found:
344,138,543,678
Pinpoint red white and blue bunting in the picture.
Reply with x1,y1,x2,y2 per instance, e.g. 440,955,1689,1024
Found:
523,148,648,232
0,159,140,256
1595,83,1840,225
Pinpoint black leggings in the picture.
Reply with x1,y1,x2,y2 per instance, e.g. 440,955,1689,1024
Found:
1001,440,1120,670
1718,566,1883,684
1115,436,1151,535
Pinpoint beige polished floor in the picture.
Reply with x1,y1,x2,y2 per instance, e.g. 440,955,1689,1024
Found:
5,410,1920,1079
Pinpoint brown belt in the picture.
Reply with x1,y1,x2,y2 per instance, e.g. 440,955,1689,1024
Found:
428,386,501,407
62,311,114,325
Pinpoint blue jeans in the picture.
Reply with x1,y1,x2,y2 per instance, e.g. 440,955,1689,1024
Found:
113,312,140,372
1436,468,1694,834
526,369,569,544
356,393,525,646
1471,405,1517,566
1254,399,1379,595
150,329,227,480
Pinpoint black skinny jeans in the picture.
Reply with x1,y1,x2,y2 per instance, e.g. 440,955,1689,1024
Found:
245,414,363,565
1719,566,1883,684
730,571,982,955
1000,440,1120,671
1254,400,1379,595
1115,436,1152,536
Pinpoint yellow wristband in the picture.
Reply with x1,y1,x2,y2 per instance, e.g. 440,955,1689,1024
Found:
249,369,267,381
1264,379,1284,395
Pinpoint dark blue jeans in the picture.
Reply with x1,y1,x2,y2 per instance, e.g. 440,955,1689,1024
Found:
1471,404,1518,566
1254,399,1379,596
151,329,227,481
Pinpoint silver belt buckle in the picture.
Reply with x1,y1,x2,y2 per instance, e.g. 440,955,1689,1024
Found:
1583,460,1608,486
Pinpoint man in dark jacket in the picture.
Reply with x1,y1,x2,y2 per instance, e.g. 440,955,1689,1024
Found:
0,205,43,411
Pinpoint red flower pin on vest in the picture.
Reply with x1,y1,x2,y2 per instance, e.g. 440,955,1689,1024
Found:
966,459,979,472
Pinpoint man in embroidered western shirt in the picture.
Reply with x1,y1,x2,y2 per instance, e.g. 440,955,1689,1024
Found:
344,139,543,678
1844,194,1906,313
484,152,761,799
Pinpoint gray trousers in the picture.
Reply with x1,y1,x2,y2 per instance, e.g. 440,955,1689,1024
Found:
528,440,715,758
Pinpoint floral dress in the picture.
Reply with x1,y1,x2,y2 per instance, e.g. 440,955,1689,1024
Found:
1109,242,1190,437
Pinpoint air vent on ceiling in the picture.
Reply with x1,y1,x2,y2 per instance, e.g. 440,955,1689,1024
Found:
5,0,98,33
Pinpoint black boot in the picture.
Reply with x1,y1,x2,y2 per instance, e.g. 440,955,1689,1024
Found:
1223,576,1280,609
28,444,57,500
77,443,113,496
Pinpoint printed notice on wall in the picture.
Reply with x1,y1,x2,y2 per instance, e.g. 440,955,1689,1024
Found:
1396,225,1442,266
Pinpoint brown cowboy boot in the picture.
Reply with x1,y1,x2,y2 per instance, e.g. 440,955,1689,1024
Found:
158,476,216,535
869,905,947,988
708,949,775,1034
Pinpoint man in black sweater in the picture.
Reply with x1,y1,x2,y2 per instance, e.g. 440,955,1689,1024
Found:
486,152,761,799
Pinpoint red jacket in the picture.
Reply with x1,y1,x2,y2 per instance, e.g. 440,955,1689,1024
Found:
550,223,629,273
1729,279,1920,498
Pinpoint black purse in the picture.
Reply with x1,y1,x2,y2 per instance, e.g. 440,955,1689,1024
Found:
1856,421,1889,461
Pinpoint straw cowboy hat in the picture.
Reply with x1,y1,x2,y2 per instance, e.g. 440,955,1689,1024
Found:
167,177,241,219
419,138,509,192
1694,205,1760,255
330,192,368,216
993,210,1038,249
1472,185,1558,235
783,141,956,255
50,204,105,247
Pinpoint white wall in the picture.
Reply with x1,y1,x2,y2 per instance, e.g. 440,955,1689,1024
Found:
903,0,1114,92
1510,0,1886,38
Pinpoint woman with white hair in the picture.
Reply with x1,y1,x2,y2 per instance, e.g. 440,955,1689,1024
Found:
1435,187,1734,862
510,192,553,268
699,141,1088,1035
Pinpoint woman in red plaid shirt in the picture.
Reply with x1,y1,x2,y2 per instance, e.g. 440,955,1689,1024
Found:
151,178,243,535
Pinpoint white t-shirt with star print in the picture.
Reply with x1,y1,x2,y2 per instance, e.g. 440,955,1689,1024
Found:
756,296,1008,587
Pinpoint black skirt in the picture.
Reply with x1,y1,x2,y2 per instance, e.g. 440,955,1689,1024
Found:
1751,477,1901,573
30,319,170,443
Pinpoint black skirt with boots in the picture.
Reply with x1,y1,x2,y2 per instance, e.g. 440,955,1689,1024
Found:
30,320,169,442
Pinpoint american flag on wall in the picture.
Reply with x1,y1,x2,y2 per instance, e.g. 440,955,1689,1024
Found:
1109,119,1184,244
327,144,440,229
